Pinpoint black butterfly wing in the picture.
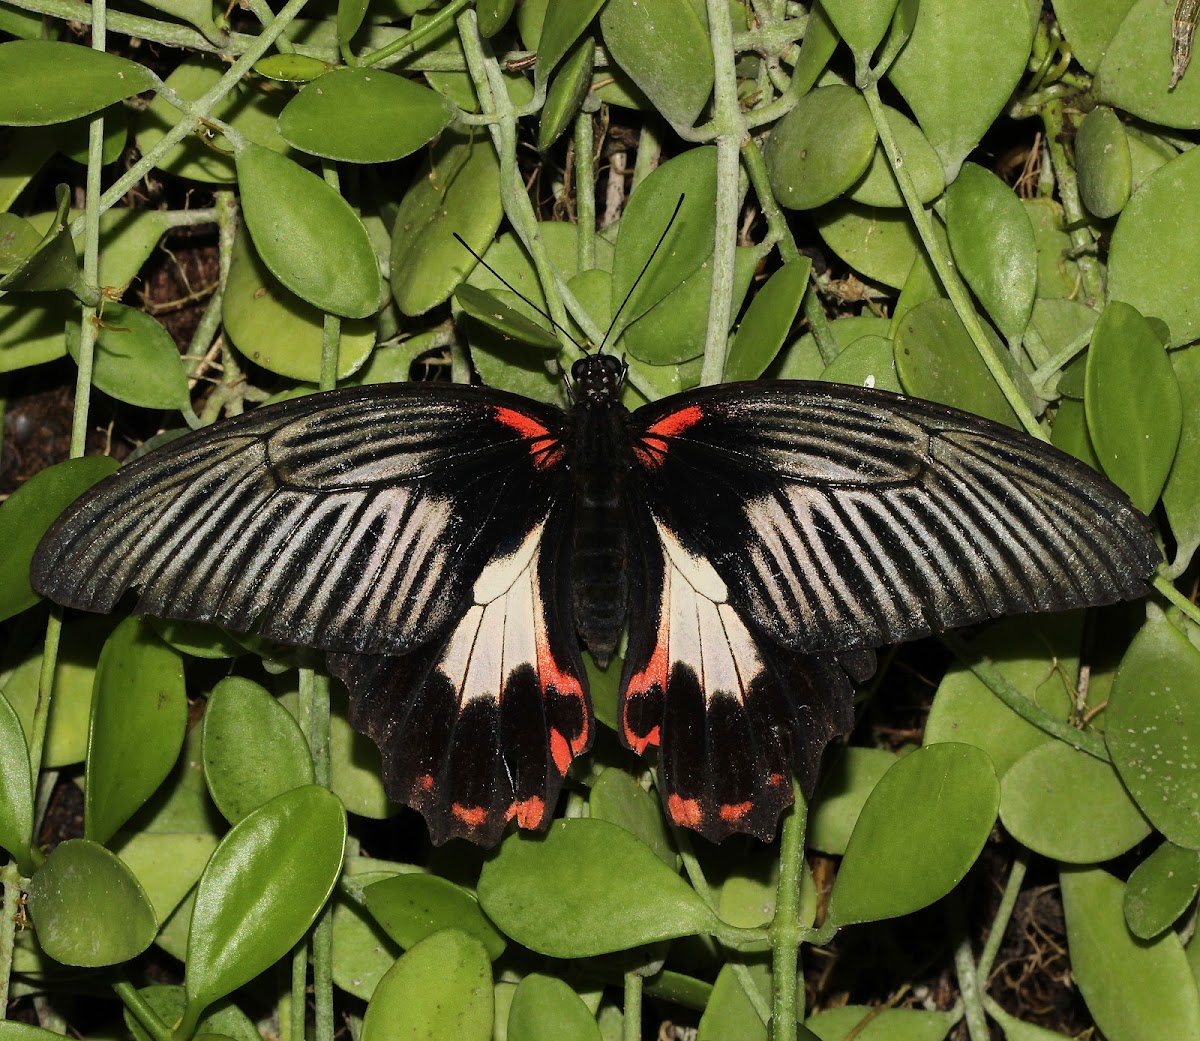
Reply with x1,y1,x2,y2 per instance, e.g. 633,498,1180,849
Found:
32,383,591,844
619,379,1160,841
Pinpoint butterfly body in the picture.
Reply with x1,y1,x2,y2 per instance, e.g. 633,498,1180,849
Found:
32,369,1160,846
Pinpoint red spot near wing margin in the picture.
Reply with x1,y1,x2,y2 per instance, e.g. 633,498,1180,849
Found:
452,804,488,827
719,802,752,823
668,794,703,828
506,797,546,828
495,406,563,469
635,404,704,469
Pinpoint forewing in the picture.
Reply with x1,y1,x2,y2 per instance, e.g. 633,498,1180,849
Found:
629,380,1160,655
32,383,569,657
329,502,590,846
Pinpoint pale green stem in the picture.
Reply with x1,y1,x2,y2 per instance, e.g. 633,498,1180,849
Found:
1154,573,1200,628
977,851,1028,983
769,786,809,1041
953,933,989,1041
861,83,1044,439
623,972,642,1041
574,111,596,271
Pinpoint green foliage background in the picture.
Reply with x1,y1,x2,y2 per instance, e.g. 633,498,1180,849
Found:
1,1,1200,1040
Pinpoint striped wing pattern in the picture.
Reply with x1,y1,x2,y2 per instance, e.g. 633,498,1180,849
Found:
32,384,566,657
631,381,1160,656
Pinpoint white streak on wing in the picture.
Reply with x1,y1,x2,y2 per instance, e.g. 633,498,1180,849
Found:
440,604,483,694
718,604,761,695
383,496,454,628
668,567,700,680
696,596,738,702
654,515,727,602
502,558,537,680
474,519,547,604
462,598,505,703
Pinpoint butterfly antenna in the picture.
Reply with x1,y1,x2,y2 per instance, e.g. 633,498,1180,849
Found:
598,194,685,354
452,233,582,349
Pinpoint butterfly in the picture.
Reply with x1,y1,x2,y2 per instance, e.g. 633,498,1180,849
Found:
31,354,1161,845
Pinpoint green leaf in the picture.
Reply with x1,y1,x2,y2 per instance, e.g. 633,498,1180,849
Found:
332,873,402,1001
893,298,1023,427
821,0,900,66
847,105,945,208
599,0,714,128
222,228,376,381
254,53,332,83
0,41,157,126
815,203,921,289
1164,343,1200,566
808,747,897,857
0,184,86,297
1076,106,1132,218
122,986,260,1041
1109,145,1200,346
27,839,157,965
924,617,1078,777
0,692,35,874
1085,300,1181,513
764,85,877,210
477,0,517,36
999,741,1151,863
454,284,561,349
819,334,901,393
945,163,1037,341
887,0,1034,179
588,767,676,867
1125,841,1200,940
1061,865,1200,1040
1097,0,1200,129
507,974,602,1041
390,131,503,317
610,147,718,333
698,964,768,1041
1107,616,1200,848
85,618,187,845
725,259,811,381
535,0,607,86
805,1005,955,1041
364,873,506,960
236,142,381,319
538,37,596,151
66,303,191,410
361,930,492,1041
279,68,454,164
184,786,347,1026
112,831,219,926
477,819,721,957
0,455,117,622
826,744,999,926
202,677,313,824
1053,0,1135,73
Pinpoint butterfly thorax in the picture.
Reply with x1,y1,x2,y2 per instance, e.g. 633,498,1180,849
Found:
568,355,632,667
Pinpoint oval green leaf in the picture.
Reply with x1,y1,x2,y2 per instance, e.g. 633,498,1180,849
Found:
0,454,117,622
535,0,607,85
1125,841,1200,940
848,105,944,208
1076,106,1132,219
454,284,561,349
538,37,595,151
1164,343,1200,567
808,747,898,857
1061,865,1200,1040
821,0,900,65
66,303,191,411
1085,300,1182,514
361,930,492,1041
819,334,901,393
599,0,713,128
85,617,187,845
826,743,999,926
477,819,720,957
236,143,381,319
364,873,506,960
27,838,157,966
508,974,601,1041
726,258,812,382
945,163,1037,341
202,677,313,825
1107,616,1200,848
999,741,1151,864
390,132,503,317
815,202,921,289
588,767,675,867
279,67,454,164
0,41,157,126
887,0,1034,178
184,785,347,1022
0,691,35,874
765,85,877,210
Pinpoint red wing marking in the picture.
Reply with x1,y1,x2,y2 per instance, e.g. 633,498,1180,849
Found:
494,406,563,469
719,802,752,823
452,804,488,827
507,797,546,828
417,774,435,792
635,404,705,470
667,794,703,828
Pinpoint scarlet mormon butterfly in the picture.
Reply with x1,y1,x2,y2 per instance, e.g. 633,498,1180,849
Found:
29,226,1161,846
30,355,1160,845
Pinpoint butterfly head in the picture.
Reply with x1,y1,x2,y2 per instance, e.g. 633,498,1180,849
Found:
571,354,627,408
